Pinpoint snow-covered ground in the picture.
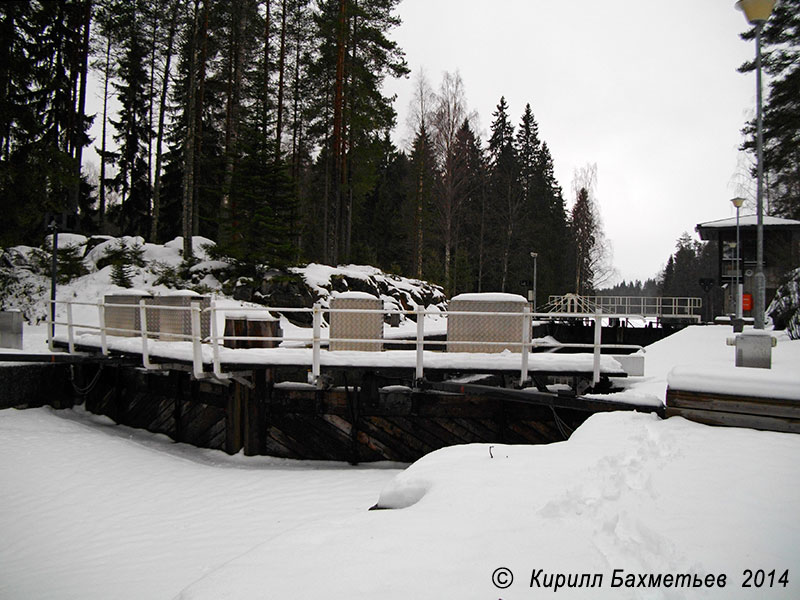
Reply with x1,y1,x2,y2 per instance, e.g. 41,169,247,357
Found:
1,406,798,599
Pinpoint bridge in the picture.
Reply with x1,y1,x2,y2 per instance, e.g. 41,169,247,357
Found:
545,294,703,323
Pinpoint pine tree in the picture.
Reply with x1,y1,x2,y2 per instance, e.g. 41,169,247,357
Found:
0,0,94,245
109,0,154,237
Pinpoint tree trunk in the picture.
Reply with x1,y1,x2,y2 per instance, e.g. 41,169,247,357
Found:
151,0,180,243
275,0,287,159
330,0,348,265
70,0,91,218
415,136,424,279
99,34,111,228
290,1,301,181
182,0,201,259
192,0,209,238
220,0,246,246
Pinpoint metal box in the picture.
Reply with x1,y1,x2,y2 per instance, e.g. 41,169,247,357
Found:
0,310,23,349
728,329,777,369
329,294,383,352
447,293,530,353
149,293,210,342
104,293,155,337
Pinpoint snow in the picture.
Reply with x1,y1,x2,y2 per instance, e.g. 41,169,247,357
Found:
0,408,401,600
696,214,800,229
591,325,800,406
667,364,800,400
2,408,797,599
331,290,378,300
451,292,528,303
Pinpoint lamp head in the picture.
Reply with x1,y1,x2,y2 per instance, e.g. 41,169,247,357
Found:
731,197,746,209
735,0,776,24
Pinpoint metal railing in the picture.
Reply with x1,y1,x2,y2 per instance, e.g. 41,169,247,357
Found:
546,294,702,320
47,298,646,387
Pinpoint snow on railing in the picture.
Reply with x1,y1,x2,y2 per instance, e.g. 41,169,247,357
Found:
48,298,645,387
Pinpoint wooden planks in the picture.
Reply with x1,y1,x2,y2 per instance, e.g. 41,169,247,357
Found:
25,359,657,463
666,388,800,435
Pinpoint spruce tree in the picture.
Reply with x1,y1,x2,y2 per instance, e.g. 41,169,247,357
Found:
487,96,521,292
739,0,800,219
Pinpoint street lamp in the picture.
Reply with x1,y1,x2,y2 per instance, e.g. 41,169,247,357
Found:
731,197,746,319
735,0,775,329
529,252,538,313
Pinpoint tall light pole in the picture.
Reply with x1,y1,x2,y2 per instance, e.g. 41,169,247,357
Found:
731,197,746,319
529,252,538,313
735,0,775,329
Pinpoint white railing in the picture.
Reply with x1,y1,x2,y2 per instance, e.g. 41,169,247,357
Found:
47,298,645,387
547,294,702,320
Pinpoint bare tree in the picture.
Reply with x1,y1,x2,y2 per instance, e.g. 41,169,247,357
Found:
570,164,615,293
431,71,472,293
407,69,435,278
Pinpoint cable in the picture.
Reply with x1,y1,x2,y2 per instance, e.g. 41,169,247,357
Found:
70,364,104,396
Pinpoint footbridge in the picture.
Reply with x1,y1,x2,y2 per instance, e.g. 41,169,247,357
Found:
545,294,702,323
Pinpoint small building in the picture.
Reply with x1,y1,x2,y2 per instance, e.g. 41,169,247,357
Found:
696,215,800,316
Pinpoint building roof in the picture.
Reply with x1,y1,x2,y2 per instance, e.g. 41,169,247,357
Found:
696,214,800,240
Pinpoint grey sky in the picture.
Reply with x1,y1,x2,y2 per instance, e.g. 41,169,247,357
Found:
383,0,761,284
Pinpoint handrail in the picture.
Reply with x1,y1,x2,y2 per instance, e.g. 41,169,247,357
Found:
546,295,702,319
47,297,644,388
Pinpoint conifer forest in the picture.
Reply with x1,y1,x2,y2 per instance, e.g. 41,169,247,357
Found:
1,0,797,300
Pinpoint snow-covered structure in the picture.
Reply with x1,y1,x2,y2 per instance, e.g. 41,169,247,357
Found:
696,214,800,317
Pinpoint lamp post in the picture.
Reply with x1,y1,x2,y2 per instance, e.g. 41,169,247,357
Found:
735,0,775,329
731,197,746,319
529,252,538,313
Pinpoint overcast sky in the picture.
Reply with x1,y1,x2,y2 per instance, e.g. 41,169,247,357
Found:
383,0,761,285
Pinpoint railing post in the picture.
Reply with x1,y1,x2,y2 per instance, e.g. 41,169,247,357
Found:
139,299,152,369
310,302,321,385
592,311,602,386
47,300,54,352
415,304,425,382
190,300,204,378
520,304,531,385
210,298,223,377
98,299,108,355
66,301,75,353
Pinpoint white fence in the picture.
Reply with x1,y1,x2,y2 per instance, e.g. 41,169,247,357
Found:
47,298,645,387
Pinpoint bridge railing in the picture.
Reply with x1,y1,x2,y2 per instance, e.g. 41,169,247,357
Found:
546,295,702,321
47,298,646,388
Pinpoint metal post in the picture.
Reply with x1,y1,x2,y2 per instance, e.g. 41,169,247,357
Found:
49,221,58,341
754,22,766,329
66,301,74,353
190,300,204,378
415,304,425,381
520,304,530,384
139,299,152,369
47,300,54,352
210,298,223,377
592,312,602,386
311,303,321,385
735,205,743,319
529,251,538,311
98,300,108,355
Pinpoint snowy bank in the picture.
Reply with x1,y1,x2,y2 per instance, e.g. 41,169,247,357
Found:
176,411,799,600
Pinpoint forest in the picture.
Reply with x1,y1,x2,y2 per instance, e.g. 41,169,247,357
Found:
1,0,797,303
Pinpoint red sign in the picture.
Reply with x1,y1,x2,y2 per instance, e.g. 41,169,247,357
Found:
742,293,753,312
